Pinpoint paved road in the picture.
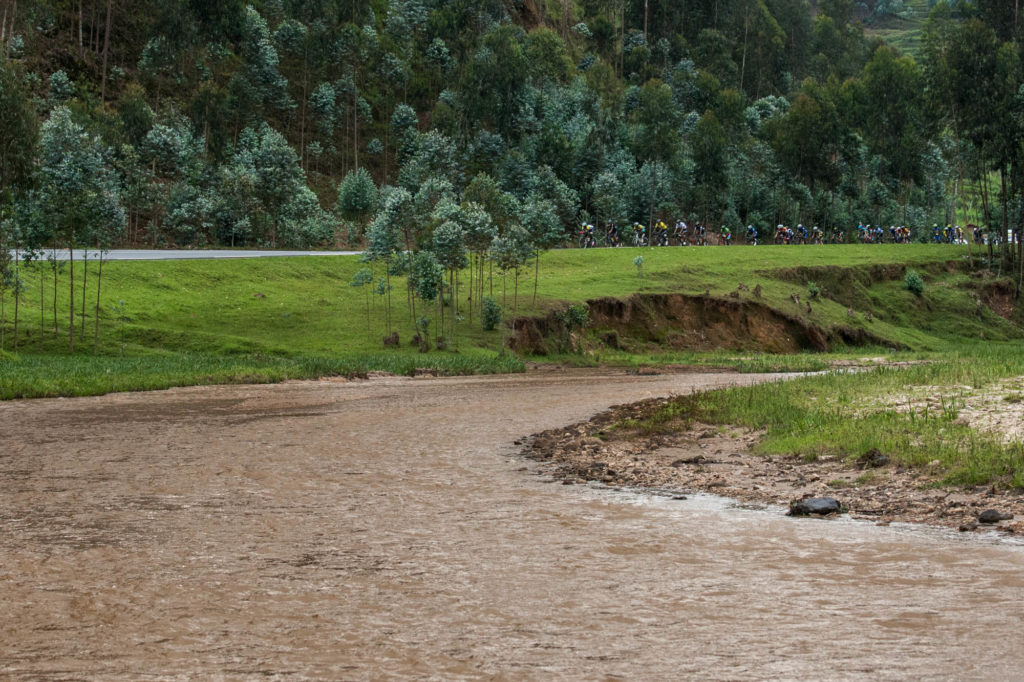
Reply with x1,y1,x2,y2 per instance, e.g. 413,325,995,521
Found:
8,249,360,261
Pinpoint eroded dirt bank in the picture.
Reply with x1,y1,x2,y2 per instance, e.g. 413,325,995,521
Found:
509,293,899,355
3,371,1024,679
526,397,1024,533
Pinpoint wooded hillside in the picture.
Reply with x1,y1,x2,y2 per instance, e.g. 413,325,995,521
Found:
0,0,1021,252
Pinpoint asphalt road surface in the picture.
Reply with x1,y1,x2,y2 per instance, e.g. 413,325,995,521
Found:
8,249,359,261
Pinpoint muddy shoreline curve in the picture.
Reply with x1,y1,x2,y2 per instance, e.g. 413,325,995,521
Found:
521,394,1024,535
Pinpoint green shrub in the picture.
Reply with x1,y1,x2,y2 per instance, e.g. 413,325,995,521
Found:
482,296,502,331
557,303,590,331
807,281,820,299
904,269,925,296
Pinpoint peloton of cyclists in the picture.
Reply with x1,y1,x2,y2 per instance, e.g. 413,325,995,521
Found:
581,217,990,248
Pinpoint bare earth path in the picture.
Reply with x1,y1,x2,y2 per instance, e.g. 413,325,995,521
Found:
2,370,1024,680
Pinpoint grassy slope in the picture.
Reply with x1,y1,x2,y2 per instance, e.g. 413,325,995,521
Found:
864,0,930,58
0,242,1019,397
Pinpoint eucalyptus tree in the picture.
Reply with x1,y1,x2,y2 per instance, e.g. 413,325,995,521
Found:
232,5,293,128
363,188,410,336
464,172,521,299
489,223,533,319
519,195,562,304
0,62,37,211
431,219,467,346
336,166,378,241
228,123,315,246
37,107,124,352
350,267,374,340
410,249,442,350
0,217,11,350
454,201,494,327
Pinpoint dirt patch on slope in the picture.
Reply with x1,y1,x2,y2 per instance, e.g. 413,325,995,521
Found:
508,294,898,355
523,397,1024,534
981,279,1017,320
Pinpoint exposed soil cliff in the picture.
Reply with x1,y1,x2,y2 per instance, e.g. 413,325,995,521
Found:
508,293,899,355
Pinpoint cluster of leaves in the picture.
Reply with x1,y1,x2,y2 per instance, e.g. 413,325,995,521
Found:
2,1,1024,350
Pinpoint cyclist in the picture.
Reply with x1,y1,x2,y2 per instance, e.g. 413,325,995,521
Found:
655,220,669,246
632,222,647,246
745,224,758,245
579,223,596,248
720,225,732,245
673,220,687,246
696,222,707,246
796,223,808,244
605,221,620,247
932,224,942,243
811,225,824,244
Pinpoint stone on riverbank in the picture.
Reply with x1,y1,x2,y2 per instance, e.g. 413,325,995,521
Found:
788,497,842,517
978,509,1014,524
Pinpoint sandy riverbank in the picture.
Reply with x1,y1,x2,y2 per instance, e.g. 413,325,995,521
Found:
523,395,1024,534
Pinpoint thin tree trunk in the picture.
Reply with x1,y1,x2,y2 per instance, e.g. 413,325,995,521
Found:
739,12,749,93
385,268,392,334
52,248,58,335
353,89,359,171
93,250,103,354
533,252,540,305
1001,168,1010,265
13,255,19,350
365,289,371,340
90,0,97,53
40,263,44,336
513,267,519,320
68,240,75,352
81,249,88,336
100,0,112,102
299,59,307,168
78,0,83,53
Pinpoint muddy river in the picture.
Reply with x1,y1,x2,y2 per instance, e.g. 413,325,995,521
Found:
2,370,1024,679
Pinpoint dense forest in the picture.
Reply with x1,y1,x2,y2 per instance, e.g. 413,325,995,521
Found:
0,1,1023,261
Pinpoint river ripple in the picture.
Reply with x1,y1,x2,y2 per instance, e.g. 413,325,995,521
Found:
1,370,1022,680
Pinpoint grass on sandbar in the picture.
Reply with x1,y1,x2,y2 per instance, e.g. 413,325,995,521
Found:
617,343,1024,488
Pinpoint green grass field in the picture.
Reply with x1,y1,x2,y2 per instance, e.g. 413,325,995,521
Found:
0,241,1017,399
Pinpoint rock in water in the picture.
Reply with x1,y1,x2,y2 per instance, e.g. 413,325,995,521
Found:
978,509,1014,524
788,497,842,517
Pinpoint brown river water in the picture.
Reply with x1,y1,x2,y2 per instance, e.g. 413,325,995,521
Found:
2,370,1024,680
